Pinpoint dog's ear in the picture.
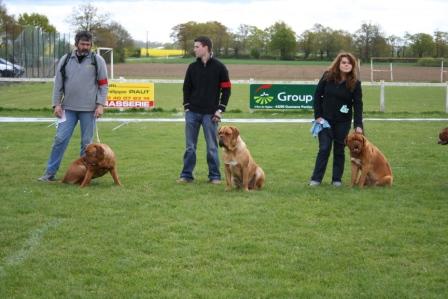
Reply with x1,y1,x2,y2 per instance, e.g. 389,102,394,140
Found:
231,126,240,139
84,144,95,157
95,144,104,160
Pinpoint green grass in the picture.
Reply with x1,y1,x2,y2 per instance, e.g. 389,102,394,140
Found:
126,56,332,66
1,82,447,116
0,121,447,297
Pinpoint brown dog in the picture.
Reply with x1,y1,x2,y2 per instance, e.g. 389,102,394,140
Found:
218,126,265,191
438,127,448,145
62,143,121,187
345,132,393,188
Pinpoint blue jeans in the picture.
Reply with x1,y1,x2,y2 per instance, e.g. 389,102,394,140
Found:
44,110,96,176
180,111,220,181
311,120,351,183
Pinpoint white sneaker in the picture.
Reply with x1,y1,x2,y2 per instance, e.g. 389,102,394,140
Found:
309,180,321,186
37,174,56,182
332,181,342,187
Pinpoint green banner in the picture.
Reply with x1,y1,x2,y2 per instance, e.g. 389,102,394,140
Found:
250,84,316,109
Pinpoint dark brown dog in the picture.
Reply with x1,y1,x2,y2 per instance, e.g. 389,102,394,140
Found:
62,143,121,187
438,127,448,145
218,126,265,191
345,132,393,188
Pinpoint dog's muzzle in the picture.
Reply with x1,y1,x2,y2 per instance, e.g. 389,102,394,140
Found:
351,146,361,154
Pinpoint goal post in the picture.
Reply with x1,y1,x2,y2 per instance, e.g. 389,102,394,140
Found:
369,57,414,82
371,57,447,83
96,47,114,79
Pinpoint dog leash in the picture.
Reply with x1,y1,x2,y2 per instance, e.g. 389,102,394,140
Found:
95,117,101,143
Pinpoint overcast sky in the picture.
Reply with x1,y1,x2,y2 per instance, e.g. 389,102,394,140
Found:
4,0,447,43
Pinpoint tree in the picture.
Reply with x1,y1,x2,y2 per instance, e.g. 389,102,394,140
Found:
312,24,331,60
0,0,18,31
67,1,109,35
67,3,134,62
354,22,390,61
171,21,201,55
299,24,353,60
96,21,134,62
246,26,269,58
0,0,21,46
433,31,448,58
329,30,355,58
0,0,11,25
267,21,297,60
18,13,56,32
170,21,231,56
299,30,318,59
408,33,435,57
386,35,405,57
232,24,251,57
205,21,230,56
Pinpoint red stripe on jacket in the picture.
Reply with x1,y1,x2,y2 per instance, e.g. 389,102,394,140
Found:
98,79,108,86
220,81,231,88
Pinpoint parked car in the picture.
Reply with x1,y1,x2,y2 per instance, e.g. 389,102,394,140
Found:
0,58,25,77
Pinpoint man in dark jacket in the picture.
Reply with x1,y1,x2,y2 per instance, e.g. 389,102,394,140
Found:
177,36,231,184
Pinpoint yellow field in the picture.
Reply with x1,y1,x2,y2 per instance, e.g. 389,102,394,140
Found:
140,48,185,57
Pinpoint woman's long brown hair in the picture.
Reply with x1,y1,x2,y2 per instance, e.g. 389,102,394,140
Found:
324,52,359,91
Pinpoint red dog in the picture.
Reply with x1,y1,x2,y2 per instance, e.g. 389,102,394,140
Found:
346,132,393,188
218,126,265,191
438,127,448,145
62,143,121,187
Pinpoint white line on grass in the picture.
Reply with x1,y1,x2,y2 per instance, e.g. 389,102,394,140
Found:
112,121,130,131
1,117,448,124
0,219,62,278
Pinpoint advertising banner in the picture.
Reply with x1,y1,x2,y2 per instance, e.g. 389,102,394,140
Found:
106,82,155,109
250,84,316,109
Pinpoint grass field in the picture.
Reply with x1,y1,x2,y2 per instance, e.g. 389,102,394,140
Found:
0,82,447,116
0,120,447,297
1,81,448,297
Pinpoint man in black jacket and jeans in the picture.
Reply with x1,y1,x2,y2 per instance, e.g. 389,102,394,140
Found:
177,36,231,184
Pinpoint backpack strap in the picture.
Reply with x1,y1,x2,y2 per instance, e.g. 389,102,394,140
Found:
60,52,71,92
91,52,99,82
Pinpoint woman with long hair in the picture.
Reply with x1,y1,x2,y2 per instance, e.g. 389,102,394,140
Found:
309,52,363,187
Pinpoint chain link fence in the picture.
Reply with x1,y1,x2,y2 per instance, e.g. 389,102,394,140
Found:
1,25,71,78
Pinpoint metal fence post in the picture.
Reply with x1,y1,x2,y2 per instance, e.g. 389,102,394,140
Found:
442,60,444,83
111,50,114,79
445,81,448,113
380,80,385,112
390,63,393,81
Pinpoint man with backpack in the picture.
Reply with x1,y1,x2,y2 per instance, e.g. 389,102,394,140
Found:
38,31,109,182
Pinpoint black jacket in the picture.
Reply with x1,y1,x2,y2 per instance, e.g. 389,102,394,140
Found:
183,57,231,114
313,73,363,128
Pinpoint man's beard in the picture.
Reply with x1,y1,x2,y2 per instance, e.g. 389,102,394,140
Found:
77,49,90,56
